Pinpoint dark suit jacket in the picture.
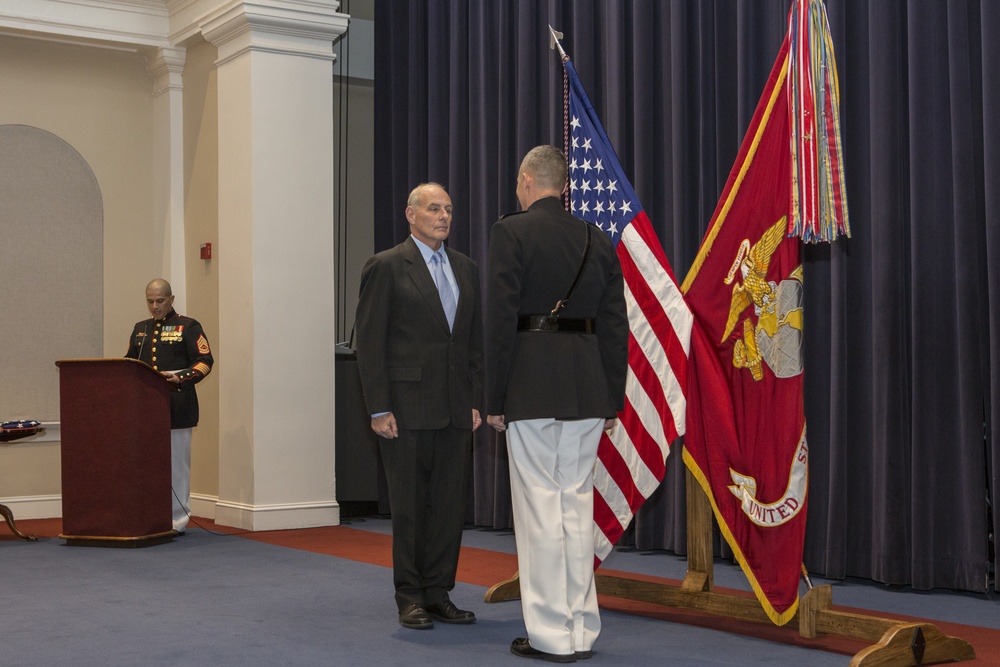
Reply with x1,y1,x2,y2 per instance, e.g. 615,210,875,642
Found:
355,236,483,430
485,196,628,422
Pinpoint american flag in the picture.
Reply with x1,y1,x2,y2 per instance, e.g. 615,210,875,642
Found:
561,56,693,563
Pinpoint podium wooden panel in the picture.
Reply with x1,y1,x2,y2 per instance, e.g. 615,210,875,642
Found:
56,358,174,547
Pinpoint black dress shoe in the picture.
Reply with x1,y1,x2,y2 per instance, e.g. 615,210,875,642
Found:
574,649,593,660
425,600,476,624
398,604,433,630
510,637,576,663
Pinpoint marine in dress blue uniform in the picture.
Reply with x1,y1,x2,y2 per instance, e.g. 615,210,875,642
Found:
486,147,628,662
125,279,213,533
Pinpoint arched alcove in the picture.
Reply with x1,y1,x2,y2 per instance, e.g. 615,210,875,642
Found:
0,124,103,420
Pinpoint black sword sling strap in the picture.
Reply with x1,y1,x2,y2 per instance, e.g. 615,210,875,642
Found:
517,222,596,334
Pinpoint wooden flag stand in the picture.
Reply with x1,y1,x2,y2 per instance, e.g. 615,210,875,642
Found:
484,470,975,666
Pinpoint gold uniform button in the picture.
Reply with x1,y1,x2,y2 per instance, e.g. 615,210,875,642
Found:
152,347,157,352
152,356,157,362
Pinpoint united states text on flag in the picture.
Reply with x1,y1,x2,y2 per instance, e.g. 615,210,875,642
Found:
561,55,693,564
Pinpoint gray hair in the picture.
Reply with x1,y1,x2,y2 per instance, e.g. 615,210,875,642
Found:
407,182,448,209
520,145,567,192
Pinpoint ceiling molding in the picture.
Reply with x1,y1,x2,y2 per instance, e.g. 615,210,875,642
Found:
0,0,171,48
0,0,346,51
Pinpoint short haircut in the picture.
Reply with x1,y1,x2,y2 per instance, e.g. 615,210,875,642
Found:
407,182,448,209
146,278,172,296
521,145,567,191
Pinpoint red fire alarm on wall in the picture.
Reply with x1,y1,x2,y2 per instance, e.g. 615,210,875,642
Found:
200,243,212,260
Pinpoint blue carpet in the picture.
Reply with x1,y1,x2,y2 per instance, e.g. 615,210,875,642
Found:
348,516,1000,631
4,519,997,666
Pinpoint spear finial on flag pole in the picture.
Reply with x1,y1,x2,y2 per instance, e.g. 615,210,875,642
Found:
548,25,567,60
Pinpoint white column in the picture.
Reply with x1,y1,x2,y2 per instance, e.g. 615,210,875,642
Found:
147,46,187,309
203,1,348,530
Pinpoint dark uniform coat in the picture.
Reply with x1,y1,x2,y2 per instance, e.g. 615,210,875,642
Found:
486,196,628,421
125,309,214,429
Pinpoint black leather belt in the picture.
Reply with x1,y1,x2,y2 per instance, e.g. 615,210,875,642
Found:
517,315,595,334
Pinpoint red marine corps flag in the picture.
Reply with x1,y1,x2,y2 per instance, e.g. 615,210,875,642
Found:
681,0,850,625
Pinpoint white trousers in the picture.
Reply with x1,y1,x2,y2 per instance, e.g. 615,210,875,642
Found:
171,428,192,532
507,417,604,656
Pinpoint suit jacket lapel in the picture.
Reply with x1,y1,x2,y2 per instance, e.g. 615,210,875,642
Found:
447,248,471,331
404,237,451,333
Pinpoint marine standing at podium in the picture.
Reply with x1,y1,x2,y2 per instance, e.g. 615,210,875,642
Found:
125,278,214,534
486,146,628,662
355,183,483,630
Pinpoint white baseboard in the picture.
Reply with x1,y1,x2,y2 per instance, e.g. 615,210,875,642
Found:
214,498,340,531
0,494,62,519
2,493,222,522
0,493,341,531
190,493,218,520
0,494,218,521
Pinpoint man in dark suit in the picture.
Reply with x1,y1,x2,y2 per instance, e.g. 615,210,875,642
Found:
355,182,484,630
486,146,628,662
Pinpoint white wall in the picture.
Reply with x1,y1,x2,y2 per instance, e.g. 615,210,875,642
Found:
0,1,372,527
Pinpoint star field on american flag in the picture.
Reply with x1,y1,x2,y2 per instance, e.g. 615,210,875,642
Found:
566,111,639,244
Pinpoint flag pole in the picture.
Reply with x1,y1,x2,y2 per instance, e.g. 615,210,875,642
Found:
549,25,570,208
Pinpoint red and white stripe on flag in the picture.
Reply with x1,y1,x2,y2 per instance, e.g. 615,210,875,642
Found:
560,56,693,564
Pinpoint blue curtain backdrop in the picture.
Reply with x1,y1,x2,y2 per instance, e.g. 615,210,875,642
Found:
373,0,999,594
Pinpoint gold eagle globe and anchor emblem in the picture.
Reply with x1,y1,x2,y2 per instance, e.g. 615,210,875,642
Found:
720,216,808,527
721,216,804,381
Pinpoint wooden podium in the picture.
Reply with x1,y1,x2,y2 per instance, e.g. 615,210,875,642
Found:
56,358,175,547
